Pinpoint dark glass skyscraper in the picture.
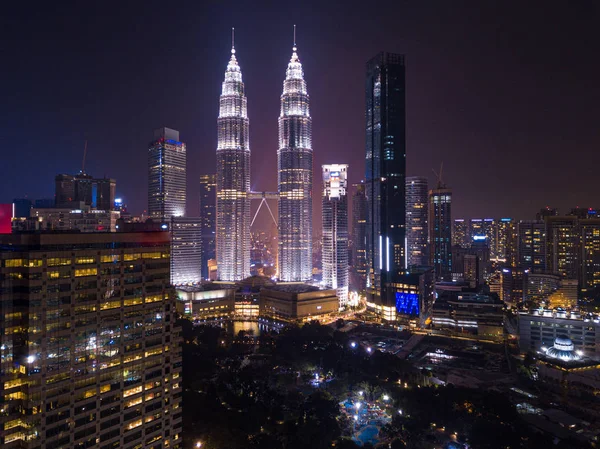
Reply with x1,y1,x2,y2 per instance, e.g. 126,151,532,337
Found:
406,176,428,268
429,185,452,281
148,127,186,219
278,39,313,282
365,52,406,307
199,174,216,280
352,182,367,290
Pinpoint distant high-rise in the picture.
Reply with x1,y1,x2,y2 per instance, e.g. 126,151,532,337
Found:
545,215,579,279
469,218,496,256
216,38,251,281
365,51,406,312
148,127,186,218
0,232,182,449
12,198,32,218
171,217,203,285
278,35,313,282
517,220,546,272
452,219,469,248
199,174,216,280
55,173,116,211
406,176,428,268
581,219,600,293
352,182,367,289
429,185,452,281
322,164,349,306
497,218,514,261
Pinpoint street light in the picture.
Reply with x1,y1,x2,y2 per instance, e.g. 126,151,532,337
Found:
358,391,364,396
350,341,357,348
383,395,389,401
195,442,202,448
355,402,361,410
366,347,372,353
398,409,403,415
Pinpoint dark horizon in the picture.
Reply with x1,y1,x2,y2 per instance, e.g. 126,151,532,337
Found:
2,0,599,222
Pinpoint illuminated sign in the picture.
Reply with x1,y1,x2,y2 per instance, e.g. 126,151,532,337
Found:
330,171,340,177
473,235,487,241
395,292,419,316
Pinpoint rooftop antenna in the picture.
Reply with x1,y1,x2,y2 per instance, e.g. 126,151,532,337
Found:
81,140,88,174
432,162,445,189
231,27,235,53
293,24,296,48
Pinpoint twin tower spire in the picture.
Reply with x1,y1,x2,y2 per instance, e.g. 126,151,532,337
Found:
215,26,313,282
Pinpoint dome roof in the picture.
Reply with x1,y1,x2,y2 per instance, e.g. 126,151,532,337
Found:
544,336,582,362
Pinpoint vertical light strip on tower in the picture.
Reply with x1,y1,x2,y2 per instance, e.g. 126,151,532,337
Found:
278,27,313,282
216,29,251,281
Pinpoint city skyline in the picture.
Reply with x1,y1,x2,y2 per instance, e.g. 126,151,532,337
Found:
3,1,599,223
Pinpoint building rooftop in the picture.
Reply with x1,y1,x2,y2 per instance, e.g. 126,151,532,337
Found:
264,283,322,294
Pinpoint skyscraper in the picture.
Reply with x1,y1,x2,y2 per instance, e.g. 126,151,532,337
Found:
199,174,216,279
278,34,313,282
322,164,349,306
406,176,428,268
55,173,116,211
497,218,514,261
171,216,203,285
352,182,367,290
452,218,469,248
545,215,579,279
581,219,600,293
0,232,182,449
216,36,251,281
517,220,546,272
148,127,186,218
429,185,452,281
365,52,406,314
470,218,496,257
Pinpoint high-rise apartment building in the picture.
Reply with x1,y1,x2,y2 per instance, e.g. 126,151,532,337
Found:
429,186,452,281
452,219,469,248
278,39,313,282
55,173,116,211
545,215,579,279
352,183,367,291
365,52,406,313
199,174,216,279
0,232,182,449
497,218,513,261
517,220,546,273
406,176,428,268
148,127,186,219
322,164,349,306
469,218,496,257
171,217,203,285
216,42,251,282
581,219,600,293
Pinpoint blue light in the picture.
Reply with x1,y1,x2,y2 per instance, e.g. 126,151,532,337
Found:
161,224,168,230
473,235,487,241
395,293,419,316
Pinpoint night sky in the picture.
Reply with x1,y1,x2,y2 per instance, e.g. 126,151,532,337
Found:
2,1,599,224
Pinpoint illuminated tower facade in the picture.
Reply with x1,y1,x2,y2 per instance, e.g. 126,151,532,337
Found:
406,176,428,268
429,185,452,281
322,164,349,306
216,37,251,281
278,36,313,282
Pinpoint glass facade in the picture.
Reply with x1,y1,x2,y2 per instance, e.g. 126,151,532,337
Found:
352,183,367,291
365,52,406,313
322,165,349,306
428,188,452,281
147,127,187,219
0,232,182,449
199,174,216,279
405,176,428,268
216,45,251,281
278,43,313,282
452,218,469,248
171,217,203,285
517,220,546,273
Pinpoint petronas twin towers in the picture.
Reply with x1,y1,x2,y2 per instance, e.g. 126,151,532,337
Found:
216,29,313,282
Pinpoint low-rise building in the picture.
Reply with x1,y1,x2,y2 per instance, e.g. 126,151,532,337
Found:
259,284,338,322
176,283,236,319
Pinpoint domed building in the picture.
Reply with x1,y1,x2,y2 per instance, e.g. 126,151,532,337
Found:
543,336,582,362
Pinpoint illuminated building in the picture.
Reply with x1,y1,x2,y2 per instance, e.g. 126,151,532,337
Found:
0,232,182,449
496,218,513,260
526,272,561,304
148,127,186,219
22,205,120,232
502,267,526,306
469,218,496,257
452,218,468,248
406,176,428,268
546,279,578,309
176,284,236,319
259,284,338,322
278,34,313,282
517,220,546,273
451,239,490,287
365,52,406,316
581,219,600,293
545,216,579,279
351,182,367,290
55,173,116,211
199,174,216,279
322,165,349,306
216,37,251,281
171,217,203,285
429,186,452,281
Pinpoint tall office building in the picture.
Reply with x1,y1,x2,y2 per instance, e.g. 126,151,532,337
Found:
581,219,600,293
545,215,579,279
278,38,313,282
365,52,406,314
171,217,203,285
452,219,469,248
469,218,496,256
352,183,367,289
429,185,452,281
497,218,513,261
55,173,116,211
0,232,182,449
148,127,186,219
517,220,546,273
199,174,216,279
406,176,428,268
322,165,349,306
216,40,251,281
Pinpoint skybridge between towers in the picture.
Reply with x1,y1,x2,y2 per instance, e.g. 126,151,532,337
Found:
249,191,278,227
